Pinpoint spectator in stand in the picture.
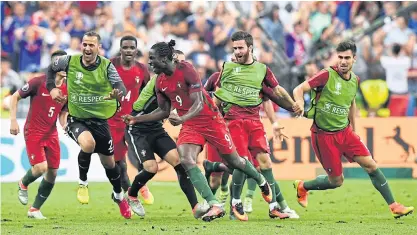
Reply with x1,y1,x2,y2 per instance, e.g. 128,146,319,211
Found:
381,44,411,116
14,25,46,73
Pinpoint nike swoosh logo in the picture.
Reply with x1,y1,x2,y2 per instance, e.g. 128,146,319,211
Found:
381,181,387,187
39,194,47,198
42,93,50,97
162,87,167,91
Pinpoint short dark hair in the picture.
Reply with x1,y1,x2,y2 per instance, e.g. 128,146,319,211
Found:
51,50,67,60
174,50,184,55
231,31,253,48
84,31,101,42
151,39,176,61
120,35,137,47
392,43,402,56
336,40,357,55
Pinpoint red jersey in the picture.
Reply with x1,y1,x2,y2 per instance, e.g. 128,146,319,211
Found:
156,61,219,125
108,57,150,126
18,75,67,138
212,68,279,120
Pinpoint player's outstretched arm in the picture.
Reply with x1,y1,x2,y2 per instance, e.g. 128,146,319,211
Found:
9,91,22,135
263,100,288,141
107,63,127,96
349,99,357,132
274,85,303,116
122,92,171,125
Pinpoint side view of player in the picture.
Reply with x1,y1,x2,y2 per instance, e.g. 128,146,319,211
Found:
292,40,414,219
124,49,209,218
123,40,274,222
11,50,68,219
47,31,131,219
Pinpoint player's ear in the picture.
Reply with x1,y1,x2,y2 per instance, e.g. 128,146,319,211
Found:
98,43,102,50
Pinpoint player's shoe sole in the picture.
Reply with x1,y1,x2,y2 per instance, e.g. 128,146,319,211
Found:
201,206,225,222
77,185,89,204
392,206,414,219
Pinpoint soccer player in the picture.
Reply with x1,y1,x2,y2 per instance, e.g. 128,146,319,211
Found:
73,35,153,204
46,31,131,219
124,49,209,218
292,40,414,219
11,50,68,219
213,31,302,221
123,40,274,222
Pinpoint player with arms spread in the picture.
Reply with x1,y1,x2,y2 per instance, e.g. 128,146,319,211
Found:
123,40,273,222
293,40,414,218
213,31,301,221
11,50,68,219
46,31,131,219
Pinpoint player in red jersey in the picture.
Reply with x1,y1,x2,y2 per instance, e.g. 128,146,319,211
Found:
205,70,299,219
123,40,273,222
10,50,68,219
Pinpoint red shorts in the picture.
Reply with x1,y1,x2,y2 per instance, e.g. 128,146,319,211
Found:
109,124,127,162
177,115,235,155
227,119,270,158
311,125,371,177
25,135,60,169
206,143,224,163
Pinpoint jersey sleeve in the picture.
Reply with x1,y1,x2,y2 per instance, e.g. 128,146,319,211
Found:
205,72,220,92
18,76,43,99
140,63,151,89
182,63,203,93
261,83,274,101
263,67,279,89
307,70,330,89
47,55,70,92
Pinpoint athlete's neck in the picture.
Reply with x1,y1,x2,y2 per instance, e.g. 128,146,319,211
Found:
243,56,254,65
121,56,134,69
82,55,98,67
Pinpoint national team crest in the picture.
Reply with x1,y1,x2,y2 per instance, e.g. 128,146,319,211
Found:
334,82,342,95
75,72,83,84
135,76,140,83
177,82,181,88
234,67,241,73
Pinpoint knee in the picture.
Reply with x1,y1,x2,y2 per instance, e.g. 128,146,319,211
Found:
45,169,58,183
78,135,95,153
33,162,48,175
143,160,158,174
100,155,115,169
210,174,221,188
362,160,378,174
329,175,344,187
256,153,272,168
180,156,196,170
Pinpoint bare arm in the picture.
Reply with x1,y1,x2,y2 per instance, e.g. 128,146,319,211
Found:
293,81,312,108
263,100,277,124
180,91,204,122
349,99,356,132
273,85,297,109
9,92,21,122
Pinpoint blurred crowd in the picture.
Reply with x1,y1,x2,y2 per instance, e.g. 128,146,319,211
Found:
1,1,417,118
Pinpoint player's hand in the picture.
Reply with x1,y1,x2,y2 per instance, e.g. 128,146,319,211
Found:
168,111,184,126
10,119,20,135
292,101,304,117
56,71,66,81
122,115,137,125
272,122,288,142
50,88,67,104
104,89,123,101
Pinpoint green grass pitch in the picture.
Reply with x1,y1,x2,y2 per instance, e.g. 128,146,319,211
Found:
1,180,416,234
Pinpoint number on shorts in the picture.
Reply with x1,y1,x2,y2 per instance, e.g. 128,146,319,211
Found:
175,95,183,106
48,107,55,117
121,90,131,102
225,134,233,149
108,139,114,152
